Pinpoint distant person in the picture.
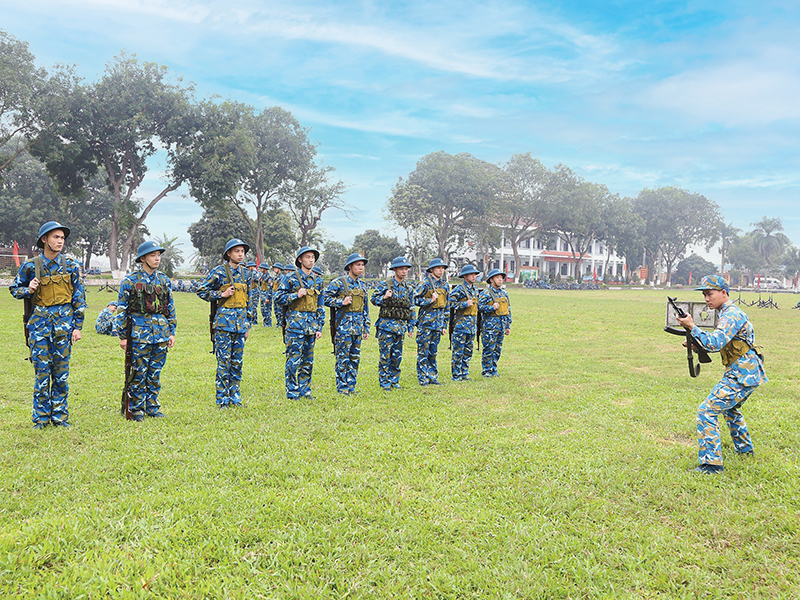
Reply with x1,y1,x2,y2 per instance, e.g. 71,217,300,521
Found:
676,275,767,474
258,263,273,327
449,264,480,381
271,263,284,328
95,301,119,335
478,269,512,378
413,258,450,386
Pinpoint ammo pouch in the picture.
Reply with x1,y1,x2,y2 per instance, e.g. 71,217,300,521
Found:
379,296,412,321
720,337,764,367
261,281,271,292
462,303,478,317
346,288,365,312
220,283,249,308
272,280,280,292
129,282,170,315
35,274,74,306
292,288,319,312
425,288,447,309
494,297,510,317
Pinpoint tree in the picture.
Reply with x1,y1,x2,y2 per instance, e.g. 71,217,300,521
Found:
674,254,717,285
728,232,764,282
351,229,404,277
778,246,800,286
634,187,722,285
153,234,184,278
718,222,741,274
318,239,349,275
63,171,116,269
387,151,501,264
34,53,197,271
283,163,349,246
600,195,644,280
750,216,791,270
189,204,255,268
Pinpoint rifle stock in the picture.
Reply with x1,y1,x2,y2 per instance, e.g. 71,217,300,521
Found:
121,319,135,420
209,299,217,354
665,296,712,377
23,297,33,360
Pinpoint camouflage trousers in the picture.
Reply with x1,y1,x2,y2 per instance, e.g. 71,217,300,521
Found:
451,330,475,380
285,330,317,399
126,341,169,418
416,327,441,385
481,323,505,377
334,334,362,394
214,330,246,406
30,333,72,425
697,375,756,466
260,293,273,327
274,302,284,328
377,329,404,389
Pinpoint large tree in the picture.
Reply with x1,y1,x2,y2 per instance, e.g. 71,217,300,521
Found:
750,216,791,269
674,254,717,285
634,187,722,285
34,53,197,271
283,163,349,246
351,229,404,277
387,151,501,264
718,222,741,274
600,195,644,280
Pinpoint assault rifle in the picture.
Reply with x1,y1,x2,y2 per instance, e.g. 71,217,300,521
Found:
22,256,44,361
120,319,135,420
209,299,218,354
664,296,712,378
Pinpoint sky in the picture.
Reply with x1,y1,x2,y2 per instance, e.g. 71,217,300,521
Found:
3,0,800,269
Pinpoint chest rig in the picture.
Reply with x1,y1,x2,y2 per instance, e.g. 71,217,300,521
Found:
219,264,249,309
289,272,320,312
379,278,413,321
338,276,365,312
424,275,447,309
488,287,510,316
128,272,171,315
33,255,74,307
454,283,478,317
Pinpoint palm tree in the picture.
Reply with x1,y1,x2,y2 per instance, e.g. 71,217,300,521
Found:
750,216,791,269
155,234,184,278
719,222,741,273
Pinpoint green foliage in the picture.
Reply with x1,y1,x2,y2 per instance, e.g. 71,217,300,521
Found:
750,216,791,268
318,239,348,275
1,289,799,597
674,253,717,285
154,234,184,278
351,229,404,276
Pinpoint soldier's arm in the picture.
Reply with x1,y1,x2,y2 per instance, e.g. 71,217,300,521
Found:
370,282,386,306
690,312,745,353
9,263,35,299
166,281,177,338
196,270,222,302
322,280,343,308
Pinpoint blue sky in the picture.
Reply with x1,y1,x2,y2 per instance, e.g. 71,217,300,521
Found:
4,0,800,266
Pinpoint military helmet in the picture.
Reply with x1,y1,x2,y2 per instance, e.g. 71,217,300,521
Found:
344,252,368,271
426,258,447,272
36,221,70,248
135,241,166,263
458,264,480,278
222,238,249,262
695,274,729,293
311,265,322,275
272,262,283,270
258,263,270,270
486,268,507,282
294,245,320,267
245,261,257,268
389,256,412,270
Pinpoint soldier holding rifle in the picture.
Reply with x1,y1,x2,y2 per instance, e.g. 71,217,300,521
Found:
449,264,480,381
413,258,450,386
478,268,512,378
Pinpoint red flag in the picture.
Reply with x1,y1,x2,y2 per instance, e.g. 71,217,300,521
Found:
688,271,692,285
757,275,761,287
592,268,597,280
12,241,20,268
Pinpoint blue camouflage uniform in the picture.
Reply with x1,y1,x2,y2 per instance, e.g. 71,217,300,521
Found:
10,253,86,426
114,269,177,418
449,281,479,380
478,286,512,377
259,269,273,327
95,304,118,336
275,269,325,399
325,275,370,394
690,300,767,468
413,275,450,385
247,265,259,325
371,278,416,390
196,264,257,406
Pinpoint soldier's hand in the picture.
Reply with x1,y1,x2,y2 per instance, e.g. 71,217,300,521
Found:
408,331,414,338
383,289,393,299
441,328,446,336
28,278,40,294
676,313,694,330
119,338,127,351
72,329,82,343
297,287,307,298
431,292,438,303
363,332,369,340
342,295,353,306
466,299,473,307
493,302,500,310
220,286,235,298
504,328,511,336
167,335,175,348
245,330,250,341
315,331,322,339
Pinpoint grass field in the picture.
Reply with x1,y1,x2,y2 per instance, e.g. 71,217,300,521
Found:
1,286,799,599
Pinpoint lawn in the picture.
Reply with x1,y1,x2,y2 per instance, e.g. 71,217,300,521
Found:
1,286,799,599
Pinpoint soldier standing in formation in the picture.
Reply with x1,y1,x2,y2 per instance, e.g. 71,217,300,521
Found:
449,264,480,381
196,238,257,407
325,253,370,395
371,256,416,390
478,269,512,378
271,262,284,328
676,275,767,474
258,263,273,327
10,221,87,428
114,241,177,421
413,258,450,386
275,246,325,400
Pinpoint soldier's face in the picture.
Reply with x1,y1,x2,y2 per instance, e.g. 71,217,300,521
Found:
299,252,316,270
491,275,505,288
273,267,281,274
430,266,445,279
702,289,727,310
394,266,409,280
142,251,161,270
349,261,365,277
464,273,477,284
228,246,245,264
43,230,66,252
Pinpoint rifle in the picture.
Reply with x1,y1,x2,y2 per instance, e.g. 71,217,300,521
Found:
209,299,218,354
664,296,712,378
121,319,135,420
329,276,350,352
22,256,44,360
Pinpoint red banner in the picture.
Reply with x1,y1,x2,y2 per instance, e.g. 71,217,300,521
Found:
12,240,20,268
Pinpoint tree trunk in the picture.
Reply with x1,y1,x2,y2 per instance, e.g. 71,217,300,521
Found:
109,217,120,272
511,241,521,284
84,241,93,270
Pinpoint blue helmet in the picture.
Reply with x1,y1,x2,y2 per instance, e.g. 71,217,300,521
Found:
389,256,412,270
486,268,506,282
272,262,283,270
135,241,166,263
295,245,320,267
36,221,70,248
283,264,295,272
311,265,322,275
695,274,729,293
245,261,257,268
344,252,368,271
222,238,249,262
426,258,447,272
258,263,270,270
458,264,480,278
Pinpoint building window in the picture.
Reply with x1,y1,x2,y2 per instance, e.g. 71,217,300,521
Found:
521,239,530,248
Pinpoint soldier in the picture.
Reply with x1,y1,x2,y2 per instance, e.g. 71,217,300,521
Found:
196,238,257,407
95,301,118,336
246,261,259,325
271,262,284,328
478,268,512,377
275,246,325,400
413,258,450,386
258,263,273,327
371,256,415,390
324,253,370,394
675,275,767,474
114,241,177,421
449,264,480,381
9,221,87,428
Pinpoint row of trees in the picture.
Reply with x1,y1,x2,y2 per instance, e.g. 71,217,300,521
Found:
1,31,348,271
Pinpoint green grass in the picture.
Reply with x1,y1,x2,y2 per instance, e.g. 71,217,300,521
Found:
1,287,799,599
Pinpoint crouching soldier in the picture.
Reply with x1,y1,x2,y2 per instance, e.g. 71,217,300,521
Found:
478,269,512,378
325,253,370,394
196,239,257,407
413,258,450,386
676,275,767,474
275,246,325,400
95,301,119,335
371,256,415,390
258,263,273,327
114,241,176,420
450,264,480,381
10,221,86,428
